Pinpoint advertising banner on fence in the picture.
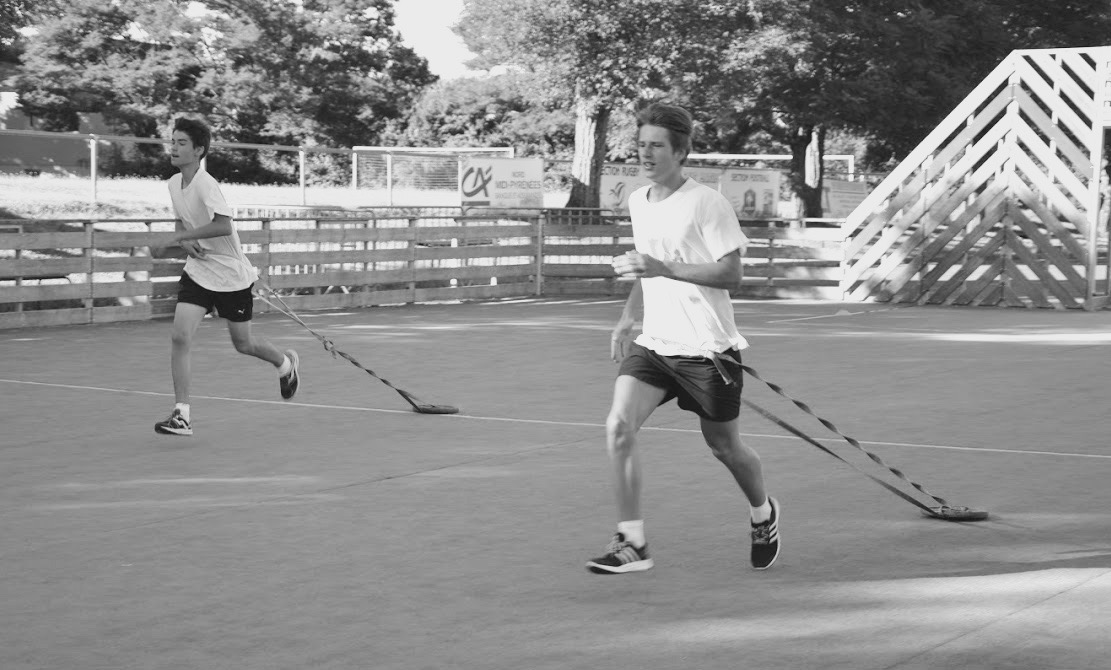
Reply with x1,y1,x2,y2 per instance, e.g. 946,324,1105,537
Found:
822,178,869,218
601,163,783,218
459,157,544,208
601,165,728,214
600,165,733,214
719,168,781,219
685,166,724,189
600,163,651,213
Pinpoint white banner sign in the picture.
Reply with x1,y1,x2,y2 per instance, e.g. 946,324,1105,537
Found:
600,164,727,214
600,163,783,218
684,166,724,189
822,178,869,218
459,157,544,208
719,168,781,219
600,163,650,213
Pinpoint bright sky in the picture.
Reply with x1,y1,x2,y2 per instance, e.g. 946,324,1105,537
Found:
393,0,477,80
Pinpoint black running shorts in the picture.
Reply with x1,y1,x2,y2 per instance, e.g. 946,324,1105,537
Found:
618,342,744,422
177,272,254,322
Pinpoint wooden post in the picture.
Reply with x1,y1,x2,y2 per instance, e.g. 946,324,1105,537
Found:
14,222,23,313
89,137,98,203
261,219,272,312
535,212,545,296
1085,51,1111,308
386,154,394,206
299,150,307,206
84,221,95,323
408,217,417,303
766,231,777,291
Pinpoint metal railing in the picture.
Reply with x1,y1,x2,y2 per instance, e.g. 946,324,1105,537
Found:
0,129,513,206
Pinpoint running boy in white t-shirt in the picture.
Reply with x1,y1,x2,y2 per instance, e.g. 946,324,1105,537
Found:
152,117,300,436
586,103,780,574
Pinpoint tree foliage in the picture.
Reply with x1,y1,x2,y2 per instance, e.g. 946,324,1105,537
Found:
460,0,1111,213
12,0,435,182
389,73,575,159
457,0,747,206
696,1,1001,214
10,0,1111,206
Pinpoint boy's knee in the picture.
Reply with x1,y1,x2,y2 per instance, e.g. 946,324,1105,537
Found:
606,414,637,451
706,436,757,465
170,328,192,348
230,334,254,354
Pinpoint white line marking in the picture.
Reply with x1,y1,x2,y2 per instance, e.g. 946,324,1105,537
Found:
3,377,1109,460
35,494,344,510
768,307,904,323
56,476,319,488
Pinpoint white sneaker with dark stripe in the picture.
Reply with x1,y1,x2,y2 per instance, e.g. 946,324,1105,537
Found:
586,532,654,574
751,496,781,570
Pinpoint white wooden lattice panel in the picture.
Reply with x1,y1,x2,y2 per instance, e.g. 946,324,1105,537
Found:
843,47,1111,309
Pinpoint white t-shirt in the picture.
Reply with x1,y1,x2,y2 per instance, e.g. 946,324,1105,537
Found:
628,178,750,356
167,169,258,291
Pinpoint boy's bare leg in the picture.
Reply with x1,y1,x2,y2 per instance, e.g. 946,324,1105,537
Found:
170,302,209,404
605,375,668,521
701,416,781,570
226,320,285,366
699,416,767,506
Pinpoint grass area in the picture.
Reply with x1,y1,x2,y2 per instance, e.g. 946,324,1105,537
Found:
0,174,570,220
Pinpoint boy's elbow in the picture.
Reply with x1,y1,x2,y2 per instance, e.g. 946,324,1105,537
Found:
725,268,743,292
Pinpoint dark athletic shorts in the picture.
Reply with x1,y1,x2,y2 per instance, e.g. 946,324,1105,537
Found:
618,342,744,422
177,272,254,322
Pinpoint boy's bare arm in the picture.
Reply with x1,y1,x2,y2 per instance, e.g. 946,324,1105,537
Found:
610,278,643,362
612,249,743,291
174,214,233,242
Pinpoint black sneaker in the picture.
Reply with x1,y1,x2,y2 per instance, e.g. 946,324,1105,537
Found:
279,350,300,400
751,496,781,570
586,532,654,574
154,409,193,436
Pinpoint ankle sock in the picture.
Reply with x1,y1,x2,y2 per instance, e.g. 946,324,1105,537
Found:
175,403,191,423
751,499,772,524
617,520,645,548
277,355,292,376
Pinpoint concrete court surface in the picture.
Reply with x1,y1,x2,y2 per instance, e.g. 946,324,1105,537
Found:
1,296,1110,670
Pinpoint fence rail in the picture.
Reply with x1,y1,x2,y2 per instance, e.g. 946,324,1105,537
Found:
0,214,846,330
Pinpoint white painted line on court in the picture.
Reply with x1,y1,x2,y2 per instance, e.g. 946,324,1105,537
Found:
56,476,319,488
3,377,1110,461
768,306,907,323
36,493,345,510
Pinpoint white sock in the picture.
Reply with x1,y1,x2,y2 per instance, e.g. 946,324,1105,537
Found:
617,520,646,548
751,499,772,524
174,403,191,423
277,355,292,376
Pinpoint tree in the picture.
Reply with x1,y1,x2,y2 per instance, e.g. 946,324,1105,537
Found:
0,0,62,63
12,0,435,180
13,0,203,134
456,0,747,207
389,73,574,158
712,0,1111,216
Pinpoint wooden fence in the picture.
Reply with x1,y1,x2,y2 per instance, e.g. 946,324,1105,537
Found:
0,214,844,330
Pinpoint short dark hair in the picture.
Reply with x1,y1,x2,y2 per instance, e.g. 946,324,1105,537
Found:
172,117,212,160
636,103,693,162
